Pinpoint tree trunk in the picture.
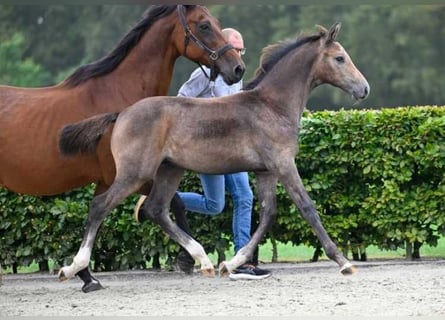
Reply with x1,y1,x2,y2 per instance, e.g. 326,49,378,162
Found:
39,259,49,272
271,237,278,263
311,245,323,262
152,253,161,270
217,248,226,266
406,241,413,260
412,241,422,260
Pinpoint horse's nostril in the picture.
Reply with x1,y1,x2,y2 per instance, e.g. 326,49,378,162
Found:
234,65,245,78
364,86,369,96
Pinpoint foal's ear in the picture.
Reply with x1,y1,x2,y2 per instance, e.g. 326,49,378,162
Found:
316,24,328,36
327,22,341,42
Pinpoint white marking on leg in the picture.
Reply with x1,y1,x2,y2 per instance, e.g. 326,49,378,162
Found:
223,251,248,272
340,262,354,273
60,247,92,280
185,240,213,271
73,247,92,271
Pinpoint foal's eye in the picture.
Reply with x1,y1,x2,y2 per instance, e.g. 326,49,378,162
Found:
335,56,345,63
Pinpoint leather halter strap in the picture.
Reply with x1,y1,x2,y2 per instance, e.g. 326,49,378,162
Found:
177,5,234,80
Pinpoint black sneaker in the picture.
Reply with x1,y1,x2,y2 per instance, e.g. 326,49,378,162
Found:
229,264,272,280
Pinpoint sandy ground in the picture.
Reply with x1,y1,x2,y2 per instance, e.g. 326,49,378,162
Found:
1,259,444,317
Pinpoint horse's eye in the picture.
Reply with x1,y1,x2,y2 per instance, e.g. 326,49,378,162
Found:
199,23,211,32
335,56,345,63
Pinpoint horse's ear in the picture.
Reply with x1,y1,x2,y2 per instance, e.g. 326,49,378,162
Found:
316,24,328,37
328,22,341,42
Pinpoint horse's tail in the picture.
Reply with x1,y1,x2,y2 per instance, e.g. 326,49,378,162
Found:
59,112,119,156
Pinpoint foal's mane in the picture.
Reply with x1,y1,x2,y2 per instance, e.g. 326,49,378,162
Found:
244,32,323,90
64,5,196,88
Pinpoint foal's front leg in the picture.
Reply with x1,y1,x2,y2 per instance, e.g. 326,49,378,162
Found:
279,162,356,275
219,172,278,275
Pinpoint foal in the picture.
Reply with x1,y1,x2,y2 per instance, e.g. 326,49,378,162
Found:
59,23,369,281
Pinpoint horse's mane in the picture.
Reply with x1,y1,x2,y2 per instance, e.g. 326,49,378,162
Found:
64,5,196,88
243,32,323,91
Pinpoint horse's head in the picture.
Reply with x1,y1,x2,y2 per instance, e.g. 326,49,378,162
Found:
313,23,370,100
173,5,245,84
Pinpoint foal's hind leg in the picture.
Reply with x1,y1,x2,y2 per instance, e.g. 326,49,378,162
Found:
137,192,196,274
279,162,355,275
135,178,195,274
146,164,214,276
170,193,195,274
58,178,144,283
220,172,278,275
74,181,109,293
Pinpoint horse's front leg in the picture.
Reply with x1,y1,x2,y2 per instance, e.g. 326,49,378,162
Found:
147,164,214,276
279,161,356,275
219,172,278,275
75,268,103,293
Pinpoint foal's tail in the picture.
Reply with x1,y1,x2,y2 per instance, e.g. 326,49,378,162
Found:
59,112,119,156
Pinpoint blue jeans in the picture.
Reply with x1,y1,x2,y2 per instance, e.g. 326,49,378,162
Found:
178,172,253,254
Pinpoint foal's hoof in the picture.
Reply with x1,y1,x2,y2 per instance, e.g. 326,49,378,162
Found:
200,267,215,277
58,268,69,282
218,262,230,277
82,280,104,293
340,262,357,275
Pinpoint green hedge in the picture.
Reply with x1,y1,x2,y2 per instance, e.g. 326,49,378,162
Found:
1,106,444,271
273,105,445,253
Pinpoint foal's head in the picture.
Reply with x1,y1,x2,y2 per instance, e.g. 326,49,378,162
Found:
244,23,369,101
313,23,370,100
172,5,245,84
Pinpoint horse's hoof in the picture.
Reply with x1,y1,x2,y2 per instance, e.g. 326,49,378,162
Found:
177,250,195,275
218,262,230,277
200,268,215,277
340,262,357,275
82,280,104,293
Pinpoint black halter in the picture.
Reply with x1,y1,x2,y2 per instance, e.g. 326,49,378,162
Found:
177,5,234,81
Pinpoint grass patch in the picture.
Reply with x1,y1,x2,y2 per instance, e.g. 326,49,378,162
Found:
256,237,445,262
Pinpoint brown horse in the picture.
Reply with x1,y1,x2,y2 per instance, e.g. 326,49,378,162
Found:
0,5,244,292
59,22,369,284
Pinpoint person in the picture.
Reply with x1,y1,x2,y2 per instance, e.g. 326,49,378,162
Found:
176,28,271,281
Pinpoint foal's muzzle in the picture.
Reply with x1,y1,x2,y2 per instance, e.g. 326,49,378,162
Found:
353,84,370,100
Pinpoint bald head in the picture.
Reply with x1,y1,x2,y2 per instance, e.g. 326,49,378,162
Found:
222,28,244,54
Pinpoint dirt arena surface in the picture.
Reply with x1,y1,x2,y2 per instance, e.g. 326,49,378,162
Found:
1,259,444,317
